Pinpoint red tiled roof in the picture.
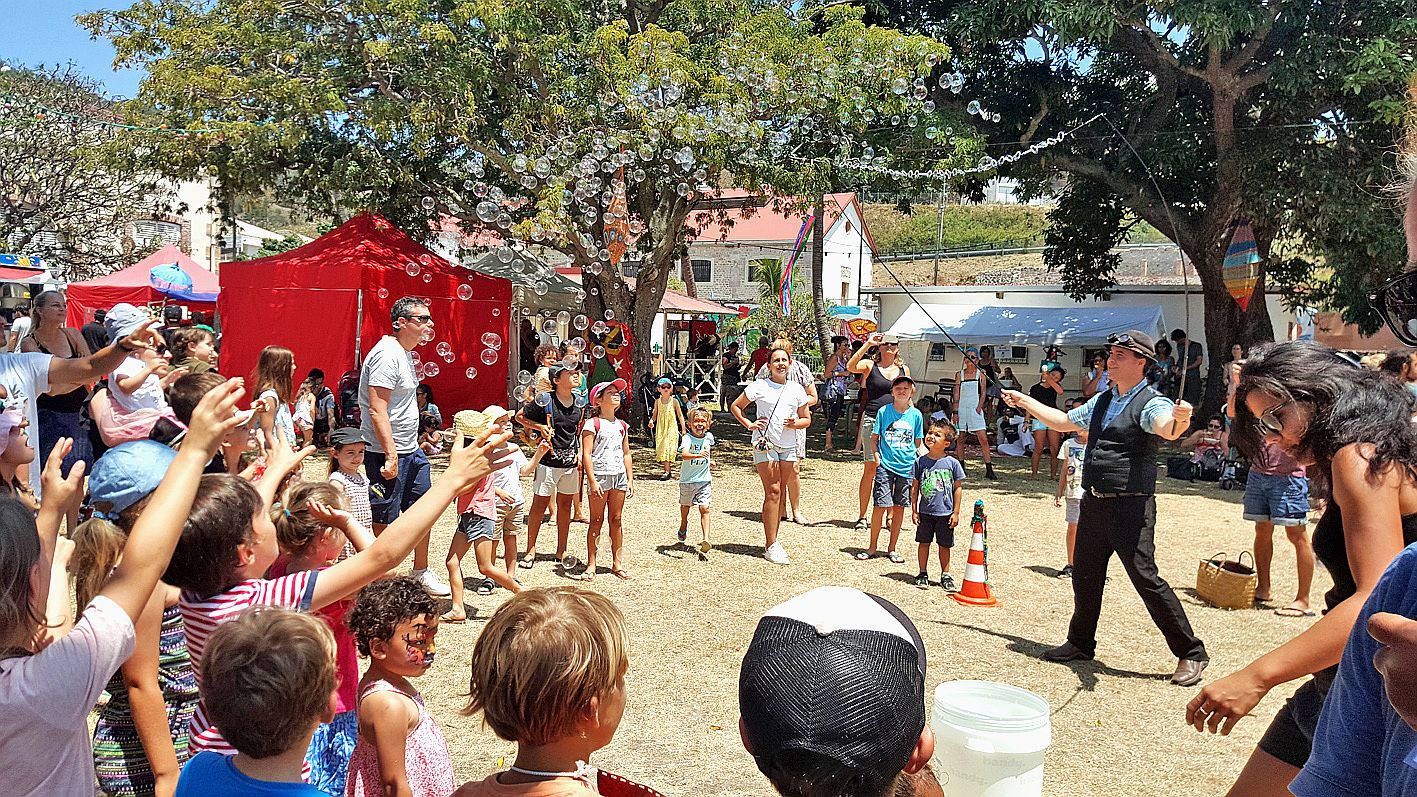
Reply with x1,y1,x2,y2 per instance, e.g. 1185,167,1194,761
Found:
685,191,876,253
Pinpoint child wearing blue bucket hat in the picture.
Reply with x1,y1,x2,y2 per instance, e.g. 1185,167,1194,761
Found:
71,440,199,797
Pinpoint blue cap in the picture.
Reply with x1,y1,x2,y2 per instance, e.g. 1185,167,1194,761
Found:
88,440,178,517
657,377,673,386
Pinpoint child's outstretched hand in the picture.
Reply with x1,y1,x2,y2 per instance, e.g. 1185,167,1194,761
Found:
263,424,316,482
307,500,353,530
183,378,246,458
443,425,515,495
39,437,85,513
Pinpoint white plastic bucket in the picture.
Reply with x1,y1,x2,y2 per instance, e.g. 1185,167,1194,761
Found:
930,680,1051,797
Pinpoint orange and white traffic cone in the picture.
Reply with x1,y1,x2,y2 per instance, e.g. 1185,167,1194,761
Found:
953,500,999,607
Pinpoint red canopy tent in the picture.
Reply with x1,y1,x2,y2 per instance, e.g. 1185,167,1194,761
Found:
66,246,219,327
217,214,512,416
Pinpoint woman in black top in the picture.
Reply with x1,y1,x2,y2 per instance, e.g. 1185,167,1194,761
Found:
1187,341,1417,793
19,290,92,531
1027,363,1064,479
846,332,909,530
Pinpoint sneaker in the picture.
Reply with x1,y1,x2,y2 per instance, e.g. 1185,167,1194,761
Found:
413,568,452,597
940,574,958,592
985,463,998,480
913,572,930,589
476,578,494,595
677,527,688,543
698,539,712,554
1058,564,1074,579
764,542,791,565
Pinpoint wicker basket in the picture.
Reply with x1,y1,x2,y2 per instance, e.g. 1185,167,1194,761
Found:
1196,551,1258,610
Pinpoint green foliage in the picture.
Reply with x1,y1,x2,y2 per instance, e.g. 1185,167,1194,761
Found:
0,65,168,281
879,0,1417,339
743,292,829,360
864,201,1167,254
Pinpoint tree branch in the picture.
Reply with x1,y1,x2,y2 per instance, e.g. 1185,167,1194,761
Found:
1041,152,1198,244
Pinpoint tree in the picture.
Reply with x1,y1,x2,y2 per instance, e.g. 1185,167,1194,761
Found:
86,0,944,421
0,65,170,281
876,0,1417,413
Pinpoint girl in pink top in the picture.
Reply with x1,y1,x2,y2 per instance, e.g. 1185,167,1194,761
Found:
345,576,455,797
271,480,379,795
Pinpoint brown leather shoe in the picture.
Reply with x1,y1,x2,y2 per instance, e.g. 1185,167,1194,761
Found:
1171,658,1208,687
1041,642,1094,662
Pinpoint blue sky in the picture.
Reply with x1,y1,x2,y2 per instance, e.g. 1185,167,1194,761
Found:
1,1,144,97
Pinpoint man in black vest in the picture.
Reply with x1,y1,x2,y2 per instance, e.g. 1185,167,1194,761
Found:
1003,330,1209,686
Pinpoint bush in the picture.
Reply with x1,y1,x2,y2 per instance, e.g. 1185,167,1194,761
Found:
864,203,1166,253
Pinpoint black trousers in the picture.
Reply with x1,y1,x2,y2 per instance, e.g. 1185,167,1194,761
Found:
1068,494,1207,661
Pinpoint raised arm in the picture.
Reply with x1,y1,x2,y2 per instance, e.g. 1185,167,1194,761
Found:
49,319,163,388
847,334,880,375
1000,390,1081,433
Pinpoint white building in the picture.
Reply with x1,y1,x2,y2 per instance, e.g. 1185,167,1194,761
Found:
682,190,876,307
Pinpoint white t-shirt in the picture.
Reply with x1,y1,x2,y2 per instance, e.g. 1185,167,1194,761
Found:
359,336,419,455
587,417,628,476
10,316,31,345
0,595,135,796
494,446,528,506
744,378,810,450
0,351,54,495
1058,437,1087,500
109,355,168,413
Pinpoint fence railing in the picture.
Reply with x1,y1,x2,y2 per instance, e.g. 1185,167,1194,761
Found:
664,358,724,405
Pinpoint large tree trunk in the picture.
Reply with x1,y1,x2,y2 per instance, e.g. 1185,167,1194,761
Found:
810,196,831,361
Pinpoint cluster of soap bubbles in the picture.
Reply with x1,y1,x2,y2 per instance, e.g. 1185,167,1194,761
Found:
838,126,1076,182
404,28,954,291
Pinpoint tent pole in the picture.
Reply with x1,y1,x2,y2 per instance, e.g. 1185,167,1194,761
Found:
354,289,364,366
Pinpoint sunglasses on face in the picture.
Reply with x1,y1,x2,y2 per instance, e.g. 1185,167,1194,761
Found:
1370,270,1417,347
1207,424,1222,430
1254,397,1293,437
401,314,433,324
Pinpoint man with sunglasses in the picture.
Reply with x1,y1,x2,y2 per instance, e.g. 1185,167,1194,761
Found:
1003,329,1208,686
358,296,450,596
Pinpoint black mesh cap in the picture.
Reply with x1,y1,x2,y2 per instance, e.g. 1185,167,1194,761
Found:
739,587,927,792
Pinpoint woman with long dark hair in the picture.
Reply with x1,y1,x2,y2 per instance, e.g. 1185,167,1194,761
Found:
1186,340,1417,795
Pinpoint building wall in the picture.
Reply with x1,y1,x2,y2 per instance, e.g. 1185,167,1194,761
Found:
170,178,221,272
687,207,874,306
870,286,1297,396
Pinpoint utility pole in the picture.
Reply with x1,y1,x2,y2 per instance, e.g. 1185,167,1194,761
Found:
933,183,946,285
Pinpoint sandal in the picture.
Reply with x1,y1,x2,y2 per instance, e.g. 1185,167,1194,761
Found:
439,610,467,624
887,551,905,564
699,539,712,554
476,579,494,596
611,568,632,580
677,528,688,543
854,550,875,561
517,552,536,569
853,517,869,531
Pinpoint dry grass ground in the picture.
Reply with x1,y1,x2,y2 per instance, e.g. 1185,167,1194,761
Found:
320,419,1328,797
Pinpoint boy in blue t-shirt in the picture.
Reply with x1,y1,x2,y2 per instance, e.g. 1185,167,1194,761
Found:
859,376,925,563
677,407,715,555
912,418,966,591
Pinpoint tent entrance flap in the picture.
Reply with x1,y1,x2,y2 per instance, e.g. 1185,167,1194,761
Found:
884,303,1165,347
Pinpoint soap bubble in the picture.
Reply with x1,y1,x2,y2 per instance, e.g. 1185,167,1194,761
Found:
481,332,502,349
465,366,478,379
421,196,435,211
534,282,549,296
422,272,432,283
535,392,551,407
424,363,440,377
593,345,606,357
405,261,420,276
457,284,474,300
517,370,532,384
966,99,981,115
557,310,571,326
574,393,588,408
540,318,557,334
435,341,451,357
481,348,499,365
377,287,389,299
492,307,501,316
496,245,515,263
573,314,589,330
604,309,615,320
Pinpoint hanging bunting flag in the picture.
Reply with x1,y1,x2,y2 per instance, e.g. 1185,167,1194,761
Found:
780,213,814,314
604,163,631,267
1223,219,1262,311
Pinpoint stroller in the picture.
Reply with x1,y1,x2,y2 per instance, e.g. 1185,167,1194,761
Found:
1219,448,1250,490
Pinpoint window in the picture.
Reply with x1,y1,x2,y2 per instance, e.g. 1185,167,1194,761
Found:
691,259,712,283
841,281,851,302
747,257,781,285
132,220,181,248
995,346,1029,364
929,343,949,361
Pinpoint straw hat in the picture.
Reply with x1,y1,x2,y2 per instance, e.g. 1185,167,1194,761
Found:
447,409,491,443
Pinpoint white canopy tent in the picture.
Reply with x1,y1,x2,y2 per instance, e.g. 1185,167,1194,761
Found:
884,302,1166,347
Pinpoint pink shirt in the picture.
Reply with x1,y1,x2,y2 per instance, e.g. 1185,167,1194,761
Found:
0,596,135,796
455,475,497,521
181,571,316,755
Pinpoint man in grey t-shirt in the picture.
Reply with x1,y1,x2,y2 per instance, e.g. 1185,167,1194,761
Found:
359,296,448,596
